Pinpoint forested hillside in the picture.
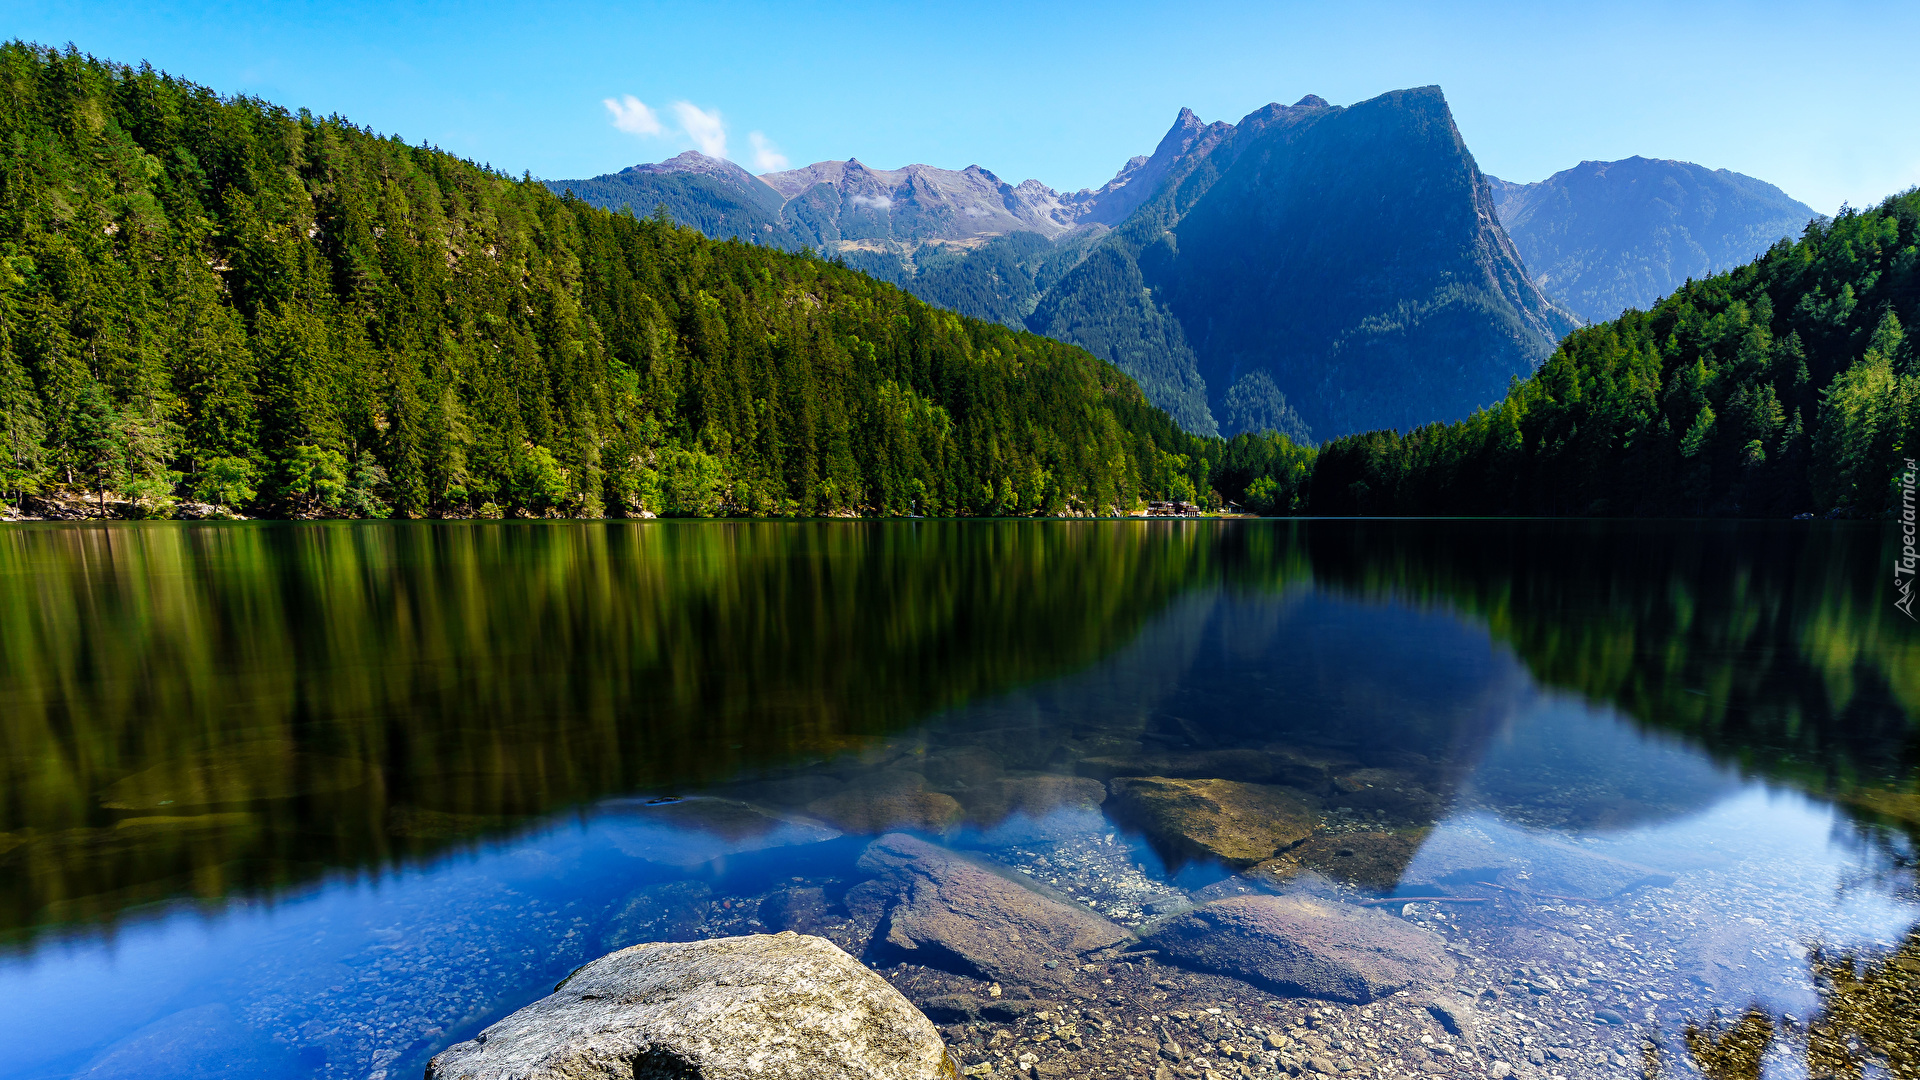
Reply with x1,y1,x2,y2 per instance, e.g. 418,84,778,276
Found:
0,43,1210,520
1309,191,1920,518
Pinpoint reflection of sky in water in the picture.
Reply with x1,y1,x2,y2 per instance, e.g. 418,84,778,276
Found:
1,584,1915,1080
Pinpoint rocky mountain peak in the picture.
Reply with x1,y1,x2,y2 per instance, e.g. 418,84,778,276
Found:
620,150,762,189
1292,94,1330,108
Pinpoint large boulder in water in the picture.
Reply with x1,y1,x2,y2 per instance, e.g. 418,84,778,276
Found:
852,832,1132,986
426,932,953,1080
1141,894,1455,1003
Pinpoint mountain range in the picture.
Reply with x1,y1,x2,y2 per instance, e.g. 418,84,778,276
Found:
1486,158,1818,323
553,91,1816,441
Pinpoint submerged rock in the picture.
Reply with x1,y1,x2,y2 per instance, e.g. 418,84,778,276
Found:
1106,776,1316,868
599,880,714,951
1075,749,1278,783
759,885,835,934
808,770,964,834
1140,894,1455,1002
854,832,1132,986
1251,830,1430,891
598,796,840,867
956,774,1108,825
426,932,954,1080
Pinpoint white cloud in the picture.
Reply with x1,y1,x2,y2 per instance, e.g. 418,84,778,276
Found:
672,101,728,159
603,96,782,168
602,95,663,137
748,132,789,172
849,193,894,210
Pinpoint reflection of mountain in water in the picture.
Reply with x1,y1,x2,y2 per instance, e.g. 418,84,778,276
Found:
3,518,1916,946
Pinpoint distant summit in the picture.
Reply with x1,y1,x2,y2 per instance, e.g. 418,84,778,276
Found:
1486,157,1819,322
1029,87,1575,438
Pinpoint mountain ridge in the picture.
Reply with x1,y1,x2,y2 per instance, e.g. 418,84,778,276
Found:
1485,156,1819,322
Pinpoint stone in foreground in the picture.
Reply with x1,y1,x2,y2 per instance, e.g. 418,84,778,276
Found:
1106,776,1316,868
1141,894,1454,1003
854,832,1132,986
426,932,954,1080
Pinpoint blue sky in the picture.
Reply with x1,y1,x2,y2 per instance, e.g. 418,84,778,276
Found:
12,0,1918,214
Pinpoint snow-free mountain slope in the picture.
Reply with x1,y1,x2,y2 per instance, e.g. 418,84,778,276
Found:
1486,157,1819,323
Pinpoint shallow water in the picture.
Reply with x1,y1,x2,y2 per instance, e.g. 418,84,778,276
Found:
0,520,1915,1079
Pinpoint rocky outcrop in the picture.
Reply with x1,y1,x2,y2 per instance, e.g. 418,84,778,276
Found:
851,833,1131,986
426,932,954,1080
1140,895,1455,1003
1106,777,1316,868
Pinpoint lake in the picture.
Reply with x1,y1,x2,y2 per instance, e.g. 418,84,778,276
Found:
0,519,1915,1080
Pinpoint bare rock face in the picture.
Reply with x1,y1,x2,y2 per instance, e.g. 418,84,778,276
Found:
1106,776,1316,868
1140,894,1455,1003
854,833,1132,986
426,932,954,1080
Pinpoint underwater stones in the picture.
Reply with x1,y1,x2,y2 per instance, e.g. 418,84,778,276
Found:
808,770,964,834
1251,830,1430,891
760,885,835,934
1075,749,1277,784
957,774,1108,825
854,833,1132,986
1401,821,1675,900
1106,777,1316,868
921,746,1007,791
74,1003,302,1080
599,796,840,866
1328,769,1446,820
426,932,953,1080
1140,895,1455,1003
599,880,714,951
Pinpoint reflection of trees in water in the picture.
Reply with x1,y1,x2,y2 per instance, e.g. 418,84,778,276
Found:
1297,520,1920,1080
0,520,1248,942
6,516,1917,966
1306,520,1920,843
1674,931,1920,1080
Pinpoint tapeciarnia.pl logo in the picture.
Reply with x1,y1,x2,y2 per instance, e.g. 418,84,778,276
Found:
1899,456,1917,620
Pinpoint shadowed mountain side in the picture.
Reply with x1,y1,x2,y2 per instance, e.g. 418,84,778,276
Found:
1487,157,1820,323
1032,89,1576,440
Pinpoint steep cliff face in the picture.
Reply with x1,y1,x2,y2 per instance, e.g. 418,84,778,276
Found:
1486,157,1820,322
556,88,1580,441
1034,89,1576,439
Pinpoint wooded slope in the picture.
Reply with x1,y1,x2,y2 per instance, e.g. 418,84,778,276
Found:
0,44,1207,519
